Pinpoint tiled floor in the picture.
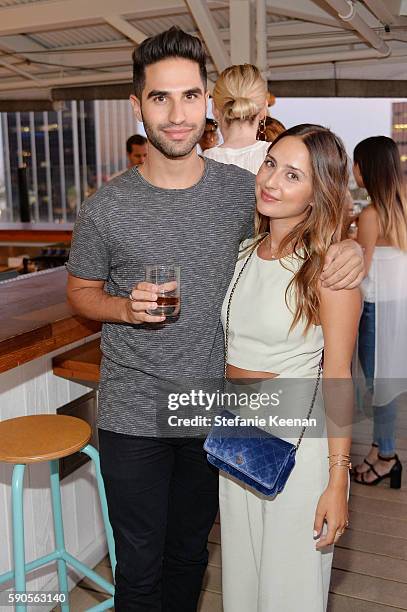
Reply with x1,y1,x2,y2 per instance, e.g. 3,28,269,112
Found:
66,416,407,611
327,421,407,611
64,552,220,610
203,455,407,611
59,556,113,610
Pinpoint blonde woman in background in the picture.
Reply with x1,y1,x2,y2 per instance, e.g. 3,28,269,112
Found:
203,64,270,174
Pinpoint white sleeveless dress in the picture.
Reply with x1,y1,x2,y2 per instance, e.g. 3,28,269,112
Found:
219,240,333,612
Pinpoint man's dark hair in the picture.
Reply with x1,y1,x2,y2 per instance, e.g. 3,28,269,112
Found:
126,134,147,153
132,26,207,99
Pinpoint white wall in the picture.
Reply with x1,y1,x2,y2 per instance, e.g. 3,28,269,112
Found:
270,98,407,158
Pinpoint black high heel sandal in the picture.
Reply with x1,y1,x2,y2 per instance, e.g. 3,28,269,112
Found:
353,442,378,476
354,453,402,489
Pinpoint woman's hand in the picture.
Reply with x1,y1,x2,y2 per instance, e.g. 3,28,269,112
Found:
313,476,349,550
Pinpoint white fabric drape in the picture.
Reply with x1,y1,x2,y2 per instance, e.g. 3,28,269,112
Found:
362,246,407,406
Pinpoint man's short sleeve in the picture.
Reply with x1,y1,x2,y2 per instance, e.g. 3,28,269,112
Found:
66,204,109,280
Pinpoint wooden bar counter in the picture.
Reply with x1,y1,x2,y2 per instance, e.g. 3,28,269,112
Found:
0,222,73,246
0,267,100,374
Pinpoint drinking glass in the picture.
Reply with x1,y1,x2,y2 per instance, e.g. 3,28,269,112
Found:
145,264,180,316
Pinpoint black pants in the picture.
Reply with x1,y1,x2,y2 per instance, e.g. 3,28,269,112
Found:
98,430,219,612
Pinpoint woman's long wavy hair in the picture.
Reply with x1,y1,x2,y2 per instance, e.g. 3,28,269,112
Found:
353,136,407,251
253,124,349,333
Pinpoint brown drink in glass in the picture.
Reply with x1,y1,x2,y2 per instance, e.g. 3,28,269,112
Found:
145,264,180,316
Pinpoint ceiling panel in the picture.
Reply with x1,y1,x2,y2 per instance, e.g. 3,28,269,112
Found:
29,24,126,49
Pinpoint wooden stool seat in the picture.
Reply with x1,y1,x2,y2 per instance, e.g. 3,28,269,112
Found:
0,415,91,464
0,414,115,610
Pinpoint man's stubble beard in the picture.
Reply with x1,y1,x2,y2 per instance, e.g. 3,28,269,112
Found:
141,113,206,159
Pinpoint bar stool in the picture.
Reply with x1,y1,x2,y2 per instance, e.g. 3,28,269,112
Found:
0,414,116,612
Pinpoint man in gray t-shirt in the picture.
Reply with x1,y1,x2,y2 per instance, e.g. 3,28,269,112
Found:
67,27,363,612
67,157,255,437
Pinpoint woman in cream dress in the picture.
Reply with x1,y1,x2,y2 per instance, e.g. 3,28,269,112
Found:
219,125,361,611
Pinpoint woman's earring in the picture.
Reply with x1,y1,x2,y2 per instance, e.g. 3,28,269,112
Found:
257,118,266,141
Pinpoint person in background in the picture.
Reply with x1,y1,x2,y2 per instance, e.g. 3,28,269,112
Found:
259,115,286,142
198,117,219,151
203,64,270,174
353,136,407,487
126,133,148,167
109,134,148,181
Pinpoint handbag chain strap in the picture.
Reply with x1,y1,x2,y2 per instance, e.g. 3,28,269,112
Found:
224,234,323,452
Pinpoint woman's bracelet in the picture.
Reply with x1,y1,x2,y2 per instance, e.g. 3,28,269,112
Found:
328,454,351,459
329,461,352,471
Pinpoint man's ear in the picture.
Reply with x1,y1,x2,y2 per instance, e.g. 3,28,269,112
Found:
130,95,142,122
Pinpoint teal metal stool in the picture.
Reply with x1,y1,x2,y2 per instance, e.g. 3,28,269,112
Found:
0,414,116,611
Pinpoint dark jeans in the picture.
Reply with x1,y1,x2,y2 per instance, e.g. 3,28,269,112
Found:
358,301,397,455
98,430,219,612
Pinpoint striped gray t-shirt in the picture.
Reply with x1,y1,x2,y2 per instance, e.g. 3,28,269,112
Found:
67,158,256,436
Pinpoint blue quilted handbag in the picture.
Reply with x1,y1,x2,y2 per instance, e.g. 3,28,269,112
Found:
204,236,322,496
204,410,298,496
